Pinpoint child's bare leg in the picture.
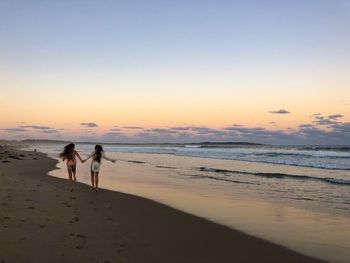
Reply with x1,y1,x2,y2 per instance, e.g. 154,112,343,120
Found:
94,172,99,191
72,169,77,181
90,171,94,188
68,169,74,191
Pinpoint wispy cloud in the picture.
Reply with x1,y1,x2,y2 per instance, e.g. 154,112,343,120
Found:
171,127,191,131
312,114,344,126
2,113,349,144
269,109,290,114
18,125,59,133
19,125,52,130
39,129,59,134
80,122,98,128
2,128,28,132
328,114,344,120
122,126,144,130
103,132,123,136
1,124,60,136
298,124,314,128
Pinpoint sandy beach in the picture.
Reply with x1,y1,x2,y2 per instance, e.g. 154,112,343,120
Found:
0,145,325,263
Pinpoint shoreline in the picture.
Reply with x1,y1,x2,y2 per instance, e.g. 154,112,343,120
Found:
0,146,325,262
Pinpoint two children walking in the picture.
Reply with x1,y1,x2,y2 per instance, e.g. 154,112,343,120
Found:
59,144,116,192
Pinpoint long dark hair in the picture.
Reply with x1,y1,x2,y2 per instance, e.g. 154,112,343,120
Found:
59,143,75,160
94,144,103,163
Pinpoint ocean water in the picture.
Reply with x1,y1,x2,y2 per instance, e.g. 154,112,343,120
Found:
25,142,350,212
100,144,350,171
22,142,350,262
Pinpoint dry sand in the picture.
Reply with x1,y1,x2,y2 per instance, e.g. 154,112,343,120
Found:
0,145,325,262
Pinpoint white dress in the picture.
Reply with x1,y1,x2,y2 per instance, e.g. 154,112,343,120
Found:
86,151,115,172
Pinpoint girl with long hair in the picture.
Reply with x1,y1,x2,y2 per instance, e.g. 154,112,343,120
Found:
83,145,116,192
59,143,83,191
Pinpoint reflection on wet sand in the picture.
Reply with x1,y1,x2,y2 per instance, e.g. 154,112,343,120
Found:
49,152,350,263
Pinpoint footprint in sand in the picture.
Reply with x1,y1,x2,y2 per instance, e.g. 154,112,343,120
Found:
39,225,46,229
70,216,79,223
76,234,87,239
28,206,35,210
116,244,126,253
25,199,33,202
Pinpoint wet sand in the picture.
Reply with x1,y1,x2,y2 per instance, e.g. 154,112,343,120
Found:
0,146,325,262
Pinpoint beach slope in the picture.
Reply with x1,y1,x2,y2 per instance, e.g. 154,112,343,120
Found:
0,147,324,262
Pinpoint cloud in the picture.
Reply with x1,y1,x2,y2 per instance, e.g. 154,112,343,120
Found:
312,113,343,126
80,122,98,128
19,125,52,130
298,124,314,128
328,114,344,120
2,128,28,132
16,124,59,133
170,127,191,131
86,117,350,144
269,109,290,114
122,126,144,130
2,112,349,144
103,132,123,137
148,128,178,134
39,129,59,134
331,122,350,132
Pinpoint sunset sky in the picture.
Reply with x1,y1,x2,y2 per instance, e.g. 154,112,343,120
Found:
1,0,349,144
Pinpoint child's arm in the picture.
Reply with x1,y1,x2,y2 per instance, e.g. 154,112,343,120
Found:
83,152,94,162
102,153,116,163
75,151,84,162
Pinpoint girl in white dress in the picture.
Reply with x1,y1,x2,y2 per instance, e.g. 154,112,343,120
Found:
83,145,116,192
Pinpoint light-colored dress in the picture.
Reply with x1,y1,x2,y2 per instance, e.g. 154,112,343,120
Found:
86,151,115,172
